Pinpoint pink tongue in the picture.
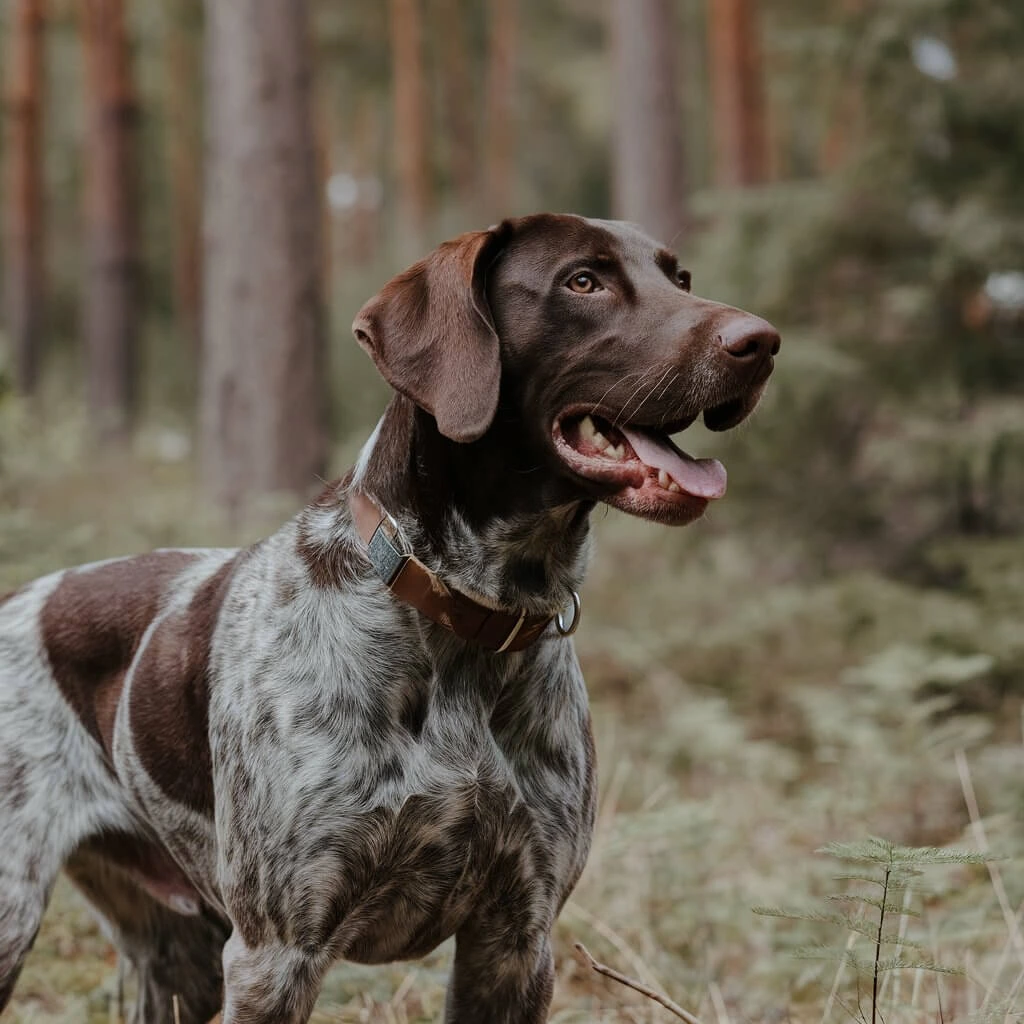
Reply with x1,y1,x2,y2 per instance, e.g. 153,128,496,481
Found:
619,426,727,499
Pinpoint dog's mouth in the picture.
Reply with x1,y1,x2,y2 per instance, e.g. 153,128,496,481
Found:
552,399,750,525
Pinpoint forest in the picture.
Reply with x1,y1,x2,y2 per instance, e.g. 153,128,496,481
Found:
2,0,1023,1021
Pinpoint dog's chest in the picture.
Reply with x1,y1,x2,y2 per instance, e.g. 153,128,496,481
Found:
209,607,593,961
312,738,541,963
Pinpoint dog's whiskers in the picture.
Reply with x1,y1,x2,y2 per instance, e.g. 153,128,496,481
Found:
656,371,680,405
626,365,676,425
613,364,673,428
610,368,658,429
588,370,650,419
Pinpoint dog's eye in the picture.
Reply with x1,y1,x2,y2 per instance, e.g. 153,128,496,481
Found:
677,269,691,292
567,271,602,294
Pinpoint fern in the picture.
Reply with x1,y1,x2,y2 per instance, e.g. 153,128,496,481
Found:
754,836,993,1024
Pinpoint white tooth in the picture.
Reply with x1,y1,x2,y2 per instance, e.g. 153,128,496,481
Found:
580,416,596,440
658,469,670,488
668,481,681,493
609,444,626,461
593,431,610,451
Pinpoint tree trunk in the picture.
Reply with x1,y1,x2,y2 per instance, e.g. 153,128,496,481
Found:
820,0,865,174
200,0,328,514
163,0,202,357
610,0,686,244
483,0,517,218
334,89,383,273
434,0,476,207
820,82,862,173
708,0,768,187
312,66,334,292
389,0,431,256
80,0,139,442
3,0,46,397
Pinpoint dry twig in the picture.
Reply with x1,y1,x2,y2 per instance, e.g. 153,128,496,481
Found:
574,941,704,1024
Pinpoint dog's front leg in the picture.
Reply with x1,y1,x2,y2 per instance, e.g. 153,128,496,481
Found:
445,920,555,1024
220,930,327,1024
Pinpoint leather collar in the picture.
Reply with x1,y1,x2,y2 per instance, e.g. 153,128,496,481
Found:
349,489,558,653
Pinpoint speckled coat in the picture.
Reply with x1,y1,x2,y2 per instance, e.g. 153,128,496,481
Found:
0,470,596,1022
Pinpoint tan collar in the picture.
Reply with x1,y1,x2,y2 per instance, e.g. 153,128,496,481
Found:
349,489,569,653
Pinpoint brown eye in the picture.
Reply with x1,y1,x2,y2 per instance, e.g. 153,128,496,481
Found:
567,271,602,294
677,269,691,292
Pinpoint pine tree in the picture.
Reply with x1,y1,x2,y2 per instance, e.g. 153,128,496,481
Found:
80,0,140,442
3,0,47,398
200,0,328,513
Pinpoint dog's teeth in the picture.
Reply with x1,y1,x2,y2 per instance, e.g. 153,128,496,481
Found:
580,416,596,440
608,444,627,461
668,481,681,493
593,432,610,452
658,469,670,488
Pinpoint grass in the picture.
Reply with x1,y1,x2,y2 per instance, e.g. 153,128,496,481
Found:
3,402,1023,1023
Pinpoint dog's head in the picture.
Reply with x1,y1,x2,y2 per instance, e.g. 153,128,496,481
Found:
354,214,779,526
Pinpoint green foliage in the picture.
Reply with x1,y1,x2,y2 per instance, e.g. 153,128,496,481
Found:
816,836,991,868
755,836,999,1023
699,0,1024,552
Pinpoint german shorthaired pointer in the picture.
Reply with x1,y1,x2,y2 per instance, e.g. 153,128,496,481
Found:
0,214,779,1023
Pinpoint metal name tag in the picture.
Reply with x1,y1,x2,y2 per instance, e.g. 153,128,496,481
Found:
367,521,408,586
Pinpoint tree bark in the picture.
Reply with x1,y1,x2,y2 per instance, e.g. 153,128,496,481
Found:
708,0,768,187
163,0,202,357
434,0,476,207
335,89,383,272
312,66,334,292
483,0,517,218
3,0,47,397
80,0,139,441
610,0,686,244
389,0,431,256
819,0,865,175
200,0,328,514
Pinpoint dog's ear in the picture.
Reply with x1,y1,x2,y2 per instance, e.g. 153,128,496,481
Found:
352,225,509,443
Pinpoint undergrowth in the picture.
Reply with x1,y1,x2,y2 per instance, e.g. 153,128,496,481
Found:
2,404,1023,1023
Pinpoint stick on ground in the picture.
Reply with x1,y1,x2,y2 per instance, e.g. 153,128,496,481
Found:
574,941,705,1024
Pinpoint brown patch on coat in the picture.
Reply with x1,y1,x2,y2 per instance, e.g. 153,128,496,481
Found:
73,829,205,913
40,552,201,766
128,555,240,816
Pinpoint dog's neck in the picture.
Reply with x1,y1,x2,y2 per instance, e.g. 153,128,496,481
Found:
353,397,593,615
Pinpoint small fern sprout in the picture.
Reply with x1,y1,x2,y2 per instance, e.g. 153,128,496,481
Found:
753,836,996,1024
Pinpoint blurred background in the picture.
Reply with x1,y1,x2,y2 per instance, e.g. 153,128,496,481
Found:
2,1,1023,1021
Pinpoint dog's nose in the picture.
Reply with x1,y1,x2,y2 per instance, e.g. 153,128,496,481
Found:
718,315,781,366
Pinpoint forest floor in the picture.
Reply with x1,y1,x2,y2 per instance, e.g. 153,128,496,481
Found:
3,410,1023,1024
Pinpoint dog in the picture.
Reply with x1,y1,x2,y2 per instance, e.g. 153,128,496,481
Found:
0,214,779,1023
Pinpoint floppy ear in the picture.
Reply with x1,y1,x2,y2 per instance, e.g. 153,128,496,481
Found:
352,226,508,443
